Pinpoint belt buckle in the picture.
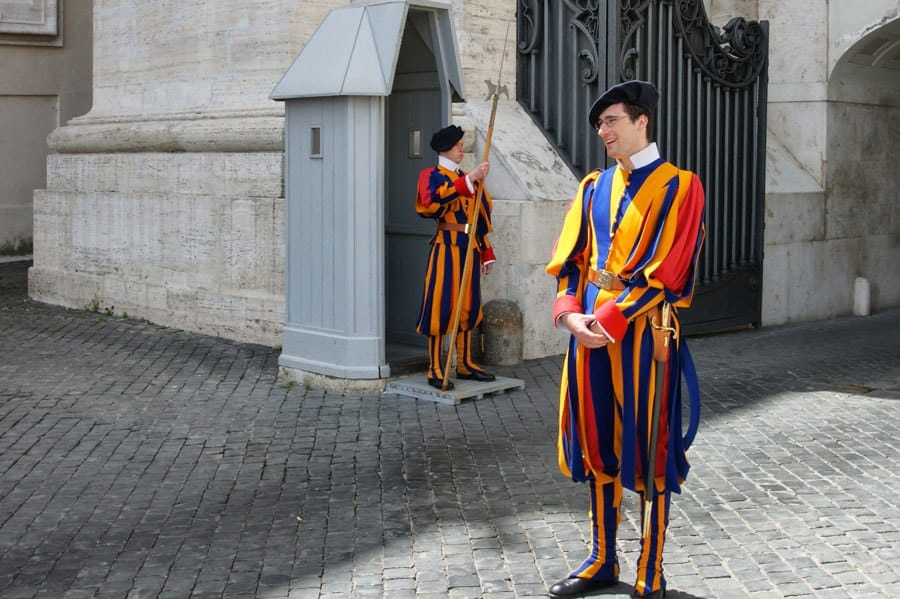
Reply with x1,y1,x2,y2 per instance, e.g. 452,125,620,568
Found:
595,269,614,290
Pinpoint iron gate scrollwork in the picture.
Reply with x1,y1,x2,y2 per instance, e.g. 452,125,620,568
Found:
517,0,619,174
517,0,769,334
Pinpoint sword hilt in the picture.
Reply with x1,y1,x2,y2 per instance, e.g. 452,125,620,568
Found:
651,303,676,348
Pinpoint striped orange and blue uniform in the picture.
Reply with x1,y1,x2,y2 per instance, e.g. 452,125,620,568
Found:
414,165,494,338
546,157,705,596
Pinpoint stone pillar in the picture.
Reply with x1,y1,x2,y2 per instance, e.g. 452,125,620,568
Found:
758,0,830,326
480,299,523,366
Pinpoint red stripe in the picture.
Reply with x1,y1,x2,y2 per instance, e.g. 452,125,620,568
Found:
416,168,433,208
653,173,705,295
553,295,583,325
454,176,471,196
580,353,603,471
594,300,628,341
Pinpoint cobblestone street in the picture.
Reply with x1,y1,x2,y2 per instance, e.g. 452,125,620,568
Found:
1,260,898,598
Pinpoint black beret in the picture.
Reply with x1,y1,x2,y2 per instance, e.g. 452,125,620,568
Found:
588,80,659,128
430,125,464,153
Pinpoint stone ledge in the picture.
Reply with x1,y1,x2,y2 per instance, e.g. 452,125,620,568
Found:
48,110,286,154
44,153,283,197
28,266,284,347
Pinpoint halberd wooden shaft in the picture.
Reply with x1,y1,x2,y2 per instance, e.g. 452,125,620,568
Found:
441,23,509,391
441,93,498,391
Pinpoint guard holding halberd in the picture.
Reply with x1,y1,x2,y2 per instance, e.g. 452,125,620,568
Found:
414,125,497,390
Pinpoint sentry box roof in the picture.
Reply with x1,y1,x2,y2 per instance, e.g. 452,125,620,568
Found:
271,0,464,100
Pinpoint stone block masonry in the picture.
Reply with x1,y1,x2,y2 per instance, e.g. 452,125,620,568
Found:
31,149,286,346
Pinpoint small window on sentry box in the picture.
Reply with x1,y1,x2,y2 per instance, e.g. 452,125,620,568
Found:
310,127,322,158
409,128,422,158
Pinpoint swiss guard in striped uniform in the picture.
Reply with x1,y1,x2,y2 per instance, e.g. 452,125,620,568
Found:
545,81,705,599
415,125,496,390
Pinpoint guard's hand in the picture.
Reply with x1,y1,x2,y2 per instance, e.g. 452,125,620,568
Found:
561,313,611,349
482,262,493,275
469,161,490,182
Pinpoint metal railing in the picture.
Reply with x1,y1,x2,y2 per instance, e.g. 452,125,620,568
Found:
517,0,619,175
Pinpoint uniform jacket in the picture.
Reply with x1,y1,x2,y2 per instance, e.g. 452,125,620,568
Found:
415,164,495,336
415,165,495,260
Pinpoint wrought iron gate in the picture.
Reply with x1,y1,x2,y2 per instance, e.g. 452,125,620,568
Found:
517,0,769,334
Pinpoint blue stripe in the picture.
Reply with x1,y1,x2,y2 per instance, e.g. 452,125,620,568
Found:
591,170,615,267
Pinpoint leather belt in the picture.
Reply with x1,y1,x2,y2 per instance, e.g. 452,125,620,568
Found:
588,268,625,291
438,222,470,234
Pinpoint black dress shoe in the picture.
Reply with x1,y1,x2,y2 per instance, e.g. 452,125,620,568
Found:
548,576,618,598
632,589,665,598
427,377,453,390
457,370,496,382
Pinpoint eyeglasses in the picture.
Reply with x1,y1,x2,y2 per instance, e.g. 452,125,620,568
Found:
596,114,630,130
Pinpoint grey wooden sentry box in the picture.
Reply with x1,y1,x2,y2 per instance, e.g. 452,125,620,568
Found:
271,0,464,380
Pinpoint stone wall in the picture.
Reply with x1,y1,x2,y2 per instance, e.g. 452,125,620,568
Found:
30,151,286,343
29,0,336,345
824,100,900,313
704,0,758,24
456,0,516,104
825,1,900,313
760,0,900,324
0,0,92,253
759,0,829,325
89,2,308,118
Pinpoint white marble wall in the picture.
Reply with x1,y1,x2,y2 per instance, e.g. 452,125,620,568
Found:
824,101,900,312
456,0,516,104
31,151,286,344
828,1,900,75
90,1,308,118
760,0,900,324
761,0,829,188
759,0,833,325
704,0,758,24
30,0,338,344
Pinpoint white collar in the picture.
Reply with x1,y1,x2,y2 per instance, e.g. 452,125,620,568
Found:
438,155,461,172
617,142,660,171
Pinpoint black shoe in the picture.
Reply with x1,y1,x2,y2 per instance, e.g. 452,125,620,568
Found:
548,576,618,598
427,377,453,390
632,589,665,598
457,370,496,382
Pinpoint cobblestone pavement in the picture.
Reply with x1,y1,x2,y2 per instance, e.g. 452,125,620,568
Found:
1,259,899,599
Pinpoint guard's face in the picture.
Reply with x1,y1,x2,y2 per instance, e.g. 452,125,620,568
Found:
597,102,648,162
443,139,465,165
